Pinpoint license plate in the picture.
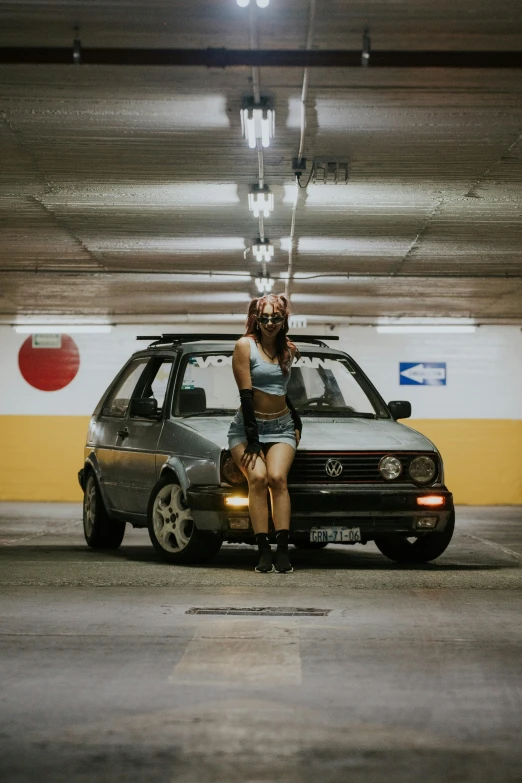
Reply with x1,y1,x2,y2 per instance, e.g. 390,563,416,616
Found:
310,527,362,543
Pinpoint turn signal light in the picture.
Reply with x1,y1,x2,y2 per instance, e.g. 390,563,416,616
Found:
225,496,249,508
416,496,445,507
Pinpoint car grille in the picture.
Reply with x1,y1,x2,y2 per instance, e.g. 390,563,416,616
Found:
287,451,438,485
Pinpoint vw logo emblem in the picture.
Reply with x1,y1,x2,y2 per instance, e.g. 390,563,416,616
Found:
325,458,343,478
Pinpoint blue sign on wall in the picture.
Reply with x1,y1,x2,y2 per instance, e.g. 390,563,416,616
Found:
399,362,447,386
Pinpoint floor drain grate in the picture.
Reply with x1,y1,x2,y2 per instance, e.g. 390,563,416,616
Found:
186,607,331,617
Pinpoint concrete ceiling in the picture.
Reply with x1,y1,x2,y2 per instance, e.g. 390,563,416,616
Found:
1,1,522,324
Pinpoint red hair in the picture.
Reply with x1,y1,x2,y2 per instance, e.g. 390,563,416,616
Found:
244,294,293,373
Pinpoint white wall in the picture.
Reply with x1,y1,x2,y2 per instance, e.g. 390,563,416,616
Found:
1,324,521,420
341,325,522,420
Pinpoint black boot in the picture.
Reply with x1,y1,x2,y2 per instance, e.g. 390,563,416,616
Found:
255,533,274,573
275,529,293,573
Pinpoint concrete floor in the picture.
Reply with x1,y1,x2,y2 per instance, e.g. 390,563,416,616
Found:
1,504,521,783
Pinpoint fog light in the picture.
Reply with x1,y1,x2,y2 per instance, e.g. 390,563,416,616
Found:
225,496,249,508
416,517,438,529
416,495,445,507
228,516,251,530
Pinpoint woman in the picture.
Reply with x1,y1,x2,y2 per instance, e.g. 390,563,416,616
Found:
228,294,302,573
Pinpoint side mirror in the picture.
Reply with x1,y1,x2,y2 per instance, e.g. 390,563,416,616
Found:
388,400,411,420
129,397,158,418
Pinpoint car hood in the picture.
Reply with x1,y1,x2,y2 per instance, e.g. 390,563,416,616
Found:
180,416,436,452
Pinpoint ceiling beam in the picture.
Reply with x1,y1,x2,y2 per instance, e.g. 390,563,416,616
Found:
1,47,521,68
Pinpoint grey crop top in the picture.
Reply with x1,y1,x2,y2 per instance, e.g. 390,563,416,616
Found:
249,339,291,396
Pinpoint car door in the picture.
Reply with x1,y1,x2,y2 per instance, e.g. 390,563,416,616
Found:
112,357,175,518
94,357,151,511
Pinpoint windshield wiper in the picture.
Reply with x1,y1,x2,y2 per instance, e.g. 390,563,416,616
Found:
300,409,376,419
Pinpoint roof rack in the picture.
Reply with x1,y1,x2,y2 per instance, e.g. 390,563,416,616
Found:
136,333,339,348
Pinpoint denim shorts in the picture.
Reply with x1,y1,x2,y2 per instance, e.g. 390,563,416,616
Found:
227,410,296,450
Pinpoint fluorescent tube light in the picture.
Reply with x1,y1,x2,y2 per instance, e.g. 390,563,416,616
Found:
240,101,275,149
237,0,270,7
252,239,274,262
248,185,274,218
14,325,112,334
376,326,476,334
255,274,274,294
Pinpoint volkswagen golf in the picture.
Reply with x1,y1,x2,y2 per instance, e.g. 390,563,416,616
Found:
78,334,455,564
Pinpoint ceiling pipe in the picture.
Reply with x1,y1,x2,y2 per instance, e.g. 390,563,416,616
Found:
1,48,521,67
6,314,521,327
285,0,316,299
2,269,522,279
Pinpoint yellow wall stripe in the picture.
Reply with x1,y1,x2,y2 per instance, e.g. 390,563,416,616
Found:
0,416,520,504
407,419,522,505
0,416,88,502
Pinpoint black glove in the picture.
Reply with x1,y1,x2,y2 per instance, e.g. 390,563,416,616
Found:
239,389,262,454
286,394,302,437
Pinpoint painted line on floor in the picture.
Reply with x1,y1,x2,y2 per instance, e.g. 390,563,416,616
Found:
462,532,522,561
169,620,302,685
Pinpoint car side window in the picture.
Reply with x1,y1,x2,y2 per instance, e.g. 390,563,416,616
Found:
102,359,149,418
131,359,173,417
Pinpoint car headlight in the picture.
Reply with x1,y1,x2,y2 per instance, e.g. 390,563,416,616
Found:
378,455,403,480
409,456,436,485
221,452,245,485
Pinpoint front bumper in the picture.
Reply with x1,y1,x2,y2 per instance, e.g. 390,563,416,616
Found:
186,484,454,537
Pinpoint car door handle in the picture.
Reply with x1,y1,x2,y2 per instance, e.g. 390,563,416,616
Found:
117,428,129,439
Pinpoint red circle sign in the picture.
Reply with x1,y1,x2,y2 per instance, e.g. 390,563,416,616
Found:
18,334,80,391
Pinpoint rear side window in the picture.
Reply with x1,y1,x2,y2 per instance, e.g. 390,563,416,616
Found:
102,359,149,417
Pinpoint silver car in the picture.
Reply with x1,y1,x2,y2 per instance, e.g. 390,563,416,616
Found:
79,334,454,564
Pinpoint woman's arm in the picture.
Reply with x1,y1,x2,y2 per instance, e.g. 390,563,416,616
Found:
232,338,263,462
232,337,253,390
286,341,302,446
286,393,302,440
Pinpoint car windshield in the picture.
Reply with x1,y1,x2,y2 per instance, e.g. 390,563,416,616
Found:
176,351,389,418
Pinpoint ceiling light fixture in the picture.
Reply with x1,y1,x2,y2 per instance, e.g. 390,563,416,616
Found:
240,98,275,149
255,273,274,294
252,239,274,262
248,185,274,218
236,0,270,6
13,325,113,334
376,326,476,334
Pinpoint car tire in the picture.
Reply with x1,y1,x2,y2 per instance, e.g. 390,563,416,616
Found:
147,476,223,564
83,471,126,549
374,511,455,563
292,540,328,550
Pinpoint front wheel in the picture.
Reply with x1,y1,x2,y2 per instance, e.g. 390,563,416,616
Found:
83,472,126,549
147,476,222,564
374,511,455,563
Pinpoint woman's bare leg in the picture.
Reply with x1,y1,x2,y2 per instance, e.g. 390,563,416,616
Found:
265,442,296,530
265,442,296,573
230,443,269,534
231,442,273,571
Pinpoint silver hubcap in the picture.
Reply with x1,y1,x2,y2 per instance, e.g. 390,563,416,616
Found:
153,484,193,553
84,478,97,537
